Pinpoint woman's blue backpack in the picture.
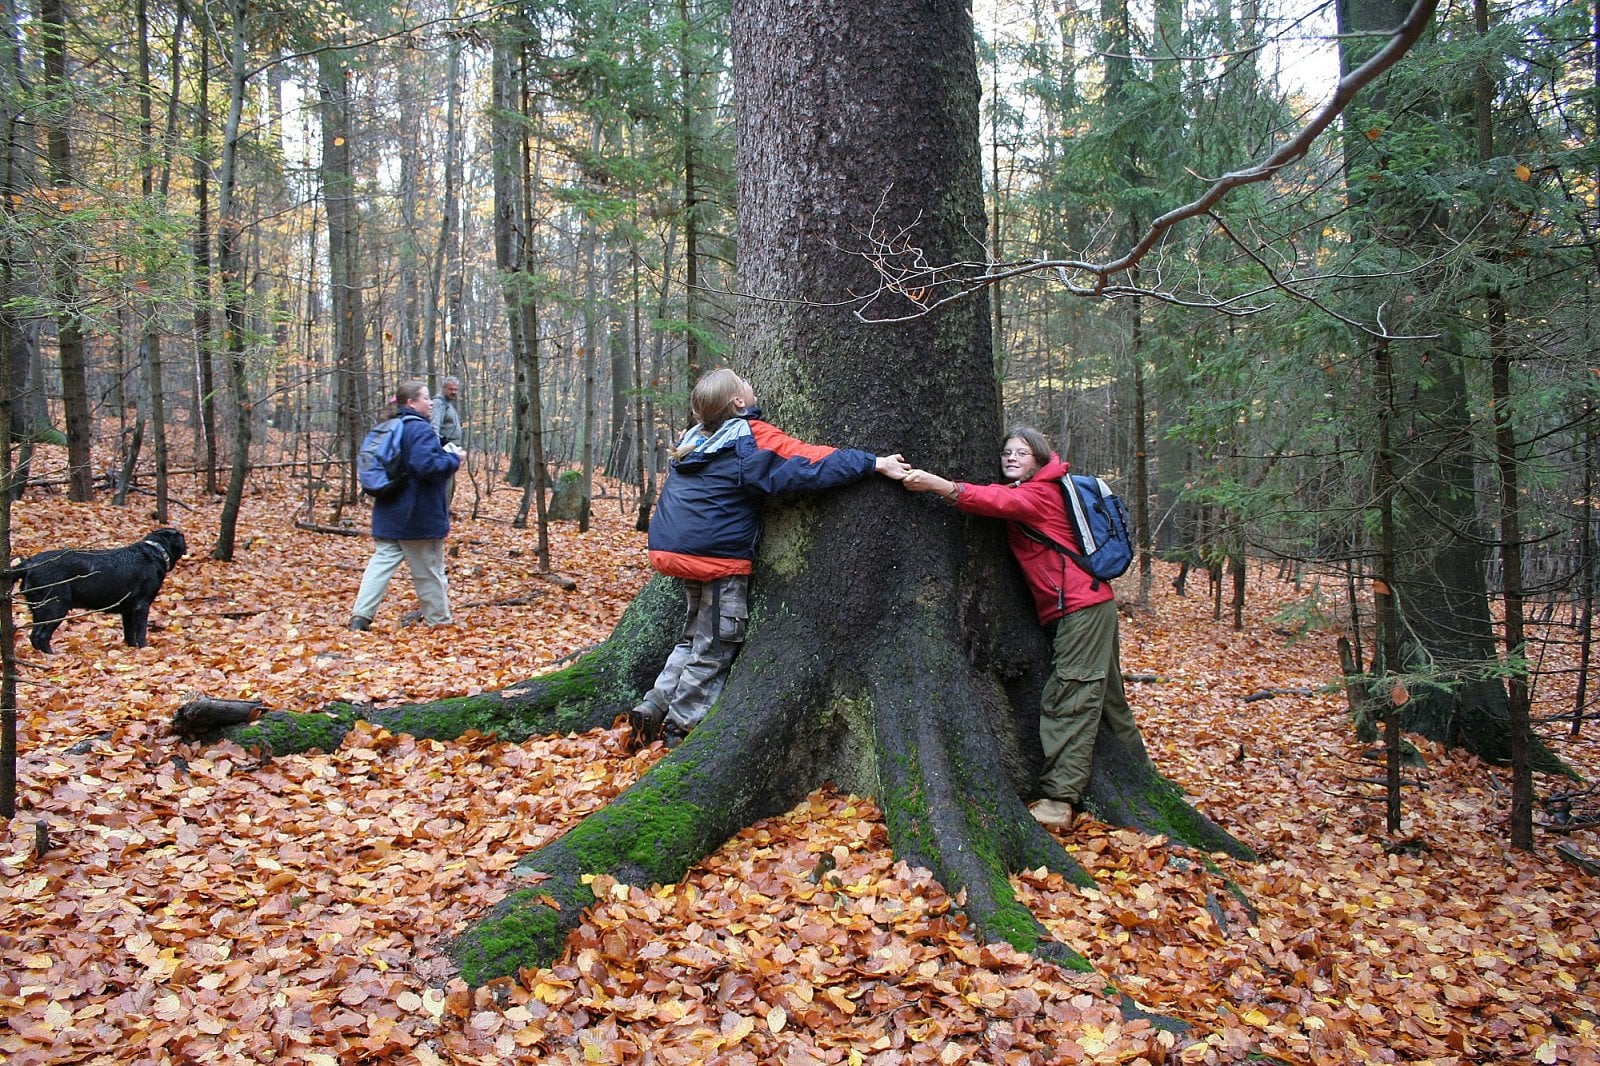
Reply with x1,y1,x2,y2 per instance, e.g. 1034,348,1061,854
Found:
1018,474,1135,586
357,418,410,500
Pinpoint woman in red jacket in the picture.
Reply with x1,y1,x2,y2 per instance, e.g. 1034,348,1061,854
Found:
903,427,1147,828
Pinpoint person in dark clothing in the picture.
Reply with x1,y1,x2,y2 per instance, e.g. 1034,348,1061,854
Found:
903,427,1148,828
349,380,465,630
630,368,910,746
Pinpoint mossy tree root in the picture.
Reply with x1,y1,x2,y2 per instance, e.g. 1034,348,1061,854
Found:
867,642,1094,961
1084,739,1257,863
864,640,1192,1031
452,658,831,986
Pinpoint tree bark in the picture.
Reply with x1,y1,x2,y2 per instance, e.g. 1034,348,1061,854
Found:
0,0,18,815
678,0,702,389
1476,0,1533,849
137,0,171,524
422,40,462,393
192,25,219,496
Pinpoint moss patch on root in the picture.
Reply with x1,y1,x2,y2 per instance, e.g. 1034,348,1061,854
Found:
453,883,598,987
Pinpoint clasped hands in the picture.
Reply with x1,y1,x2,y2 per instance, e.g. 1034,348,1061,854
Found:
876,458,955,498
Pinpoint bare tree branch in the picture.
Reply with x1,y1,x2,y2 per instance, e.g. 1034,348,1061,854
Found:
852,0,1441,335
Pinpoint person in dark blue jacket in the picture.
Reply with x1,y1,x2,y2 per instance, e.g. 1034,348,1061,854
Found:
349,380,465,630
630,368,910,746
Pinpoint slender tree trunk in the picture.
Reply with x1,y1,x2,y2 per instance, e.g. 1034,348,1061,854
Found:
0,0,19,816
193,28,218,495
320,55,366,498
40,0,93,502
422,40,461,390
397,56,422,379
495,24,549,565
639,225,679,532
0,299,13,818
1476,0,1533,849
1577,397,1594,737
577,135,601,532
679,0,701,391
522,95,550,563
493,27,529,490
3,0,38,503
1132,292,1151,608
211,0,250,562
137,0,170,523
631,246,652,527
1374,337,1404,834
1489,297,1532,848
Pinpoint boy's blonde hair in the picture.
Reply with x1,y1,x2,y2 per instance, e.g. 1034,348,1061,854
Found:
674,368,748,459
690,368,747,433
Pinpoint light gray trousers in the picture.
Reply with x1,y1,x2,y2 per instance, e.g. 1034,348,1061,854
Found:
352,538,451,624
639,575,749,730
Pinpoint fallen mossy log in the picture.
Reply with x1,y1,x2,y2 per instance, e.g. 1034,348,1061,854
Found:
170,578,682,755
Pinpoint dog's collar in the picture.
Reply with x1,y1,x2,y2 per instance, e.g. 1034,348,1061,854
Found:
142,538,172,568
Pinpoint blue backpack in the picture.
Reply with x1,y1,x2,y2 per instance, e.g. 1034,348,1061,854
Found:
1019,473,1134,586
357,417,409,500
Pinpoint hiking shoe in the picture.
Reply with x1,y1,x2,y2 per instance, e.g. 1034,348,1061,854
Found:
661,722,690,749
1028,798,1077,828
626,703,665,743
348,615,372,632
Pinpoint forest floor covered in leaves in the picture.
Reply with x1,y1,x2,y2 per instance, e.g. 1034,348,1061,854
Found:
1,469,1597,1065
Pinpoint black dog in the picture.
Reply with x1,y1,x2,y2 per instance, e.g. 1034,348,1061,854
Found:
13,527,188,653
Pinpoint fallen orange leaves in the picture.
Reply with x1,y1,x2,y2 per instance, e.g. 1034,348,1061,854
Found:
0,469,1596,1064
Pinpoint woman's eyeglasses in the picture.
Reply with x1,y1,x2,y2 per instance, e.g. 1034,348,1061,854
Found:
1000,449,1033,459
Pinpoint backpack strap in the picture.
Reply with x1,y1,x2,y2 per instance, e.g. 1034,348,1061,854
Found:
1014,522,1102,591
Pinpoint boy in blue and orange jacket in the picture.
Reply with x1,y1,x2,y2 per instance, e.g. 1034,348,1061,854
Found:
629,368,910,746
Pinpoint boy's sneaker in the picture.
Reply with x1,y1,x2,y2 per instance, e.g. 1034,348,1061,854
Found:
349,615,372,631
626,703,665,743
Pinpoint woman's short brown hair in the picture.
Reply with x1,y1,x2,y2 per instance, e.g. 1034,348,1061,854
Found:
394,379,428,406
1005,425,1053,466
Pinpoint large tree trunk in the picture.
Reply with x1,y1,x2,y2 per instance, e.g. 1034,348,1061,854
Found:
195,0,1248,1008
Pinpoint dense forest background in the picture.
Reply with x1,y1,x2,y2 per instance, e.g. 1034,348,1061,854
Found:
1,0,1599,1057
0,0,1596,749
